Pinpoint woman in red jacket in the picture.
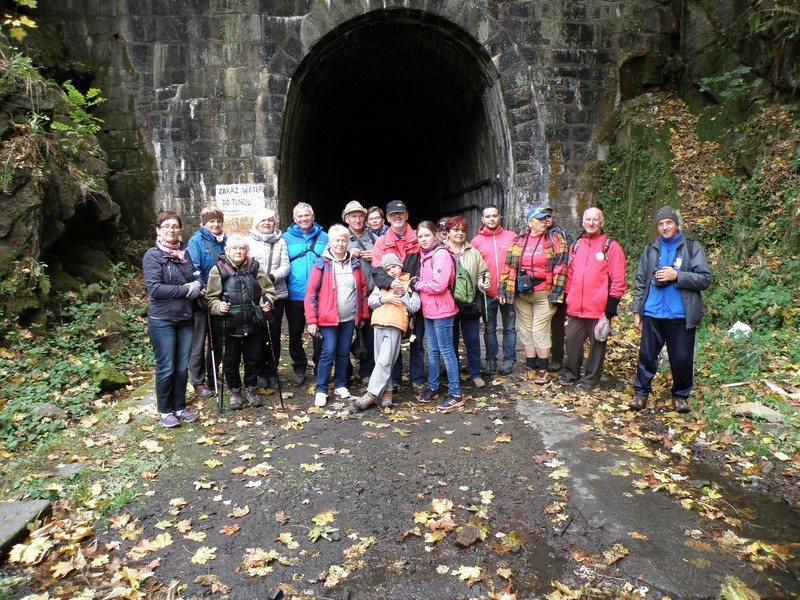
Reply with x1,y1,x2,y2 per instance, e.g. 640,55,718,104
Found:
305,225,369,408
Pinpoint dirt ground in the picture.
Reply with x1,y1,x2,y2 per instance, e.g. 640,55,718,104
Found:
3,348,800,599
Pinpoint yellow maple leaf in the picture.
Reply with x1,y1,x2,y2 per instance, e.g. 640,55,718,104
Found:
204,459,223,468
229,505,250,518
8,536,54,565
139,439,163,453
431,498,453,515
300,462,325,472
191,546,217,564
184,531,207,542
50,559,74,578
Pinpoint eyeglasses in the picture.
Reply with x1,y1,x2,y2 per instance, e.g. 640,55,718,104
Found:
160,224,181,230
438,223,447,230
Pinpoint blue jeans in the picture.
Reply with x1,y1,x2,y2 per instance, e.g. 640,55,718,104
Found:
148,317,193,414
316,320,356,393
425,316,461,396
484,296,517,363
453,315,482,379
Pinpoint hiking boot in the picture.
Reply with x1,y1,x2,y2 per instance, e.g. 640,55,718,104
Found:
498,361,514,375
418,387,440,404
629,395,648,411
576,381,599,394
484,359,497,375
334,387,351,400
392,382,401,394
547,360,563,372
293,370,306,386
347,393,374,414
268,377,280,390
257,376,269,389
381,393,393,408
436,394,465,411
177,409,197,423
532,370,549,385
246,387,263,408
673,396,690,413
159,413,180,428
229,389,243,410
314,392,328,407
411,382,425,396
193,384,213,398
472,377,486,388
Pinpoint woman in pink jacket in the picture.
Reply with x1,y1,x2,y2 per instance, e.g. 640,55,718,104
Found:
411,220,463,410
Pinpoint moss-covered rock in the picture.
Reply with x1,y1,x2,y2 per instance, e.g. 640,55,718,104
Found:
92,365,130,392
93,306,130,354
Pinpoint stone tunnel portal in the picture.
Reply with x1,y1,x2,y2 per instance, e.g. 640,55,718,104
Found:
279,10,511,231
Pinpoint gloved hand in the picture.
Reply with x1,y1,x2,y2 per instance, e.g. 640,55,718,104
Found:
268,273,276,283
605,296,620,319
184,280,202,300
408,276,420,291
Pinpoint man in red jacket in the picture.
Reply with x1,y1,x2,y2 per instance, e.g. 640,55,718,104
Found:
470,204,518,375
559,207,627,393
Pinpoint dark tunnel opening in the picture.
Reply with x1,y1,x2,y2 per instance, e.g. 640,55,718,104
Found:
278,10,510,232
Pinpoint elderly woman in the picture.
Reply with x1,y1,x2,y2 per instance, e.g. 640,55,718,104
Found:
143,211,200,428
206,234,277,410
411,220,463,411
445,216,490,388
498,206,568,384
305,224,370,408
248,208,290,390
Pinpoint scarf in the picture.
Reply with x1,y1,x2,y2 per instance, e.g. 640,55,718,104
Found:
249,227,283,244
420,240,442,258
156,236,186,262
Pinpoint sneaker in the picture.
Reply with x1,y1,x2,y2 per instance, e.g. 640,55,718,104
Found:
673,396,690,413
629,395,648,411
159,413,180,428
193,384,213,398
498,361,514,375
246,387,263,408
418,388,440,404
472,377,486,388
314,392,328,407
334,387,351,400
436,394,465,411
293,371,306,386
380,393,393,408
557,375,576,387
177,409,197,423
229,389,243,410
411,382,426,396
575,381,599,394
533,370,549,385
392,382,401,394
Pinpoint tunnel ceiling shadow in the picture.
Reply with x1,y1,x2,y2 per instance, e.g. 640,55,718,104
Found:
279,10,507,228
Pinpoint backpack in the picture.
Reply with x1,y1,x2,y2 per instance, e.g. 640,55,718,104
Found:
435,247,480,316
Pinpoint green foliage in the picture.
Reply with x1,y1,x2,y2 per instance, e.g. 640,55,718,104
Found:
749,1,800,42
1,0,37,42
50,81,106,155
0,264,153,451
699,66,767,107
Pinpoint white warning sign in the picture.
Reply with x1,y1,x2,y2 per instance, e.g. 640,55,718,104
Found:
215,183,265,217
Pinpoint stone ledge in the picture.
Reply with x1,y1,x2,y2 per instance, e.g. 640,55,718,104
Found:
0,500,52,563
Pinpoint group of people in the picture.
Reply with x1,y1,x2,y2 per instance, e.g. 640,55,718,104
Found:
143,198,711,426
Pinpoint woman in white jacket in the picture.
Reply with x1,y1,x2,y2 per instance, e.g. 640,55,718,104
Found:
248,208,290,389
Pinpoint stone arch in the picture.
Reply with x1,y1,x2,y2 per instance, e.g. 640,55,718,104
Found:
276,9,515,231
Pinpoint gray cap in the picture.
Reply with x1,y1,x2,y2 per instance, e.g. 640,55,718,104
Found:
655,206,680,225
381,253,403,271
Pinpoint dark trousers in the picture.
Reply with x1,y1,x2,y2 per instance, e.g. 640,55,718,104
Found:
223,333,263,390
348,322,375,379
285,299,320,374
550,302,568,364
634,316,696,399
391,313,426,386
261,299,285,379
565,316,607,386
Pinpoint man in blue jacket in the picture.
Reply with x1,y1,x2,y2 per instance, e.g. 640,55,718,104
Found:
186,207,227,398
282,202,328,385
629,206,712,413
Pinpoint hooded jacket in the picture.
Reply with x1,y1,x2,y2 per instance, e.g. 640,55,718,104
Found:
371,225,421,290
187,227,227,284
415,243,458,319
143,243,197,321
470,225,517,298
282,221,328,301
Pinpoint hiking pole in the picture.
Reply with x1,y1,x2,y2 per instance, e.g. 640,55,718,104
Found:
267,331,285,411
206,311,221,412
220,293,229,413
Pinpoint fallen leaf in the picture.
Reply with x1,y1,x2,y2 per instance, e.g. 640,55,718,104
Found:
191,546,217,564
